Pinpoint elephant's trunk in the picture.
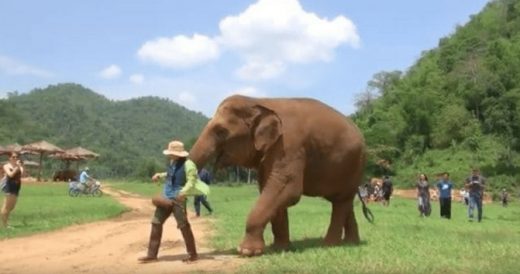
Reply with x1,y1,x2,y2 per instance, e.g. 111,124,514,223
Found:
189,129,217,169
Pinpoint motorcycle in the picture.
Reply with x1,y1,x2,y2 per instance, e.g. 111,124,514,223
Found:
68,180,103,197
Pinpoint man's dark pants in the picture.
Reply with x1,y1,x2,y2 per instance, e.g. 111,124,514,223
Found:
439,197,451,219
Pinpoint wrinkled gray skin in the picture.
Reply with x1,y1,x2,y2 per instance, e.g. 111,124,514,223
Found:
189,95,366,256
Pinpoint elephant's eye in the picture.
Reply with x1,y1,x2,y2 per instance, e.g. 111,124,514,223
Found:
214,127,229,140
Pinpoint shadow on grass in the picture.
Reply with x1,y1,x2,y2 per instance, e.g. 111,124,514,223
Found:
157,239,368,262
159,248,238,262
285,238,368,253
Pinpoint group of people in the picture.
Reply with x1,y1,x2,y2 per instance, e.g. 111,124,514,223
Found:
1,139,213,264
416,169,487,222
360,168,500,223
359,176,393,206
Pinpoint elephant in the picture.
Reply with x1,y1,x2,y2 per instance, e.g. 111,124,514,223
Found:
52,169,78,182
189,95,367,256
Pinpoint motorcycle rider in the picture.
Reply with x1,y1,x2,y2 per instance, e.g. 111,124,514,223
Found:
79,167,93,192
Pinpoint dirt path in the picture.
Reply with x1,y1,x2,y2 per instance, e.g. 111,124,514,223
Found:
0,187,246,274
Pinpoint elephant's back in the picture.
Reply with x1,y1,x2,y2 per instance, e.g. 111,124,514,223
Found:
261,98,366,198
263,97,364,147
260,98,361,136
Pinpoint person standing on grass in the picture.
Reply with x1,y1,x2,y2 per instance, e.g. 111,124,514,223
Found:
381,176,393,206
436,172,453,219
1,152,24,229
416,174,431,217
501,189,508,207
465,168,486,222
459,188,469,205
138,140,209,263
193,168,213,217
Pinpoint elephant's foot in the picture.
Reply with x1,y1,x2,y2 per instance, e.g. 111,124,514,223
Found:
343,233,361,245
271,240,291,251
323,235,342,246
237,236,265,257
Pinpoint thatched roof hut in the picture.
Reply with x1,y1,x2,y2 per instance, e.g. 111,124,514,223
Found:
22,140,65,181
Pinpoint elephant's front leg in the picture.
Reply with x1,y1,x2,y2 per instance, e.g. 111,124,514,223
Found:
238,171,301,256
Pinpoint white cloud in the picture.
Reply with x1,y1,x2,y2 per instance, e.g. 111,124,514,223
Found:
218,0,360,80
226,86,267,98
137,34,219,68
135,0,359,81
0,55,53,77
129,74,144,84
177,91,197,104
235,61,286,81
100,65,122,79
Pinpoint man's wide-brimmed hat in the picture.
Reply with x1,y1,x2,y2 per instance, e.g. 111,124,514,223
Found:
163,140,189,157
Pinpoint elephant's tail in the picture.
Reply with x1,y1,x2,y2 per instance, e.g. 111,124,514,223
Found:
357,190,374,223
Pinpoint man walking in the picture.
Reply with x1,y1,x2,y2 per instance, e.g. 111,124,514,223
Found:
465,168,486,222
501,189,509,207
138,140,209,263
436,172,453,219
381,176,393,206
194,168,213,217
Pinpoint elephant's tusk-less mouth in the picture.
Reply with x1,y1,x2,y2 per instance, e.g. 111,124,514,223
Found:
214,150,225,169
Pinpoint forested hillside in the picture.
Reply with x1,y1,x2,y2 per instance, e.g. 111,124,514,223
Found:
353,0,520,196
0,83,208,178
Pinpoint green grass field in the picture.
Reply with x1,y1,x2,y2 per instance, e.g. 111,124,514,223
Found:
0,183,127,239
109,182,520,273
5,182,519,273
209,185,520,274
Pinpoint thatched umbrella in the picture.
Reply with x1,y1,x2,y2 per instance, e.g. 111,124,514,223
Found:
65,146,100,159
3,143,24,153
51,152,85,169
22,140,64,181
64,146,100,171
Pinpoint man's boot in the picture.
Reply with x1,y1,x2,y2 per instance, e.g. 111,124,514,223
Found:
138,224,163,263
180,224,198,262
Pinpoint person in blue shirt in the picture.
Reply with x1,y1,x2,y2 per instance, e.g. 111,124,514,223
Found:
138,140,209,263
436,172,453,219
79,167,93,192
193,168,213,217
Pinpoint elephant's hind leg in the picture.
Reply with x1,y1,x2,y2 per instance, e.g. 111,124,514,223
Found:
324,199,349,246
271,207,290,251
343,199,360,244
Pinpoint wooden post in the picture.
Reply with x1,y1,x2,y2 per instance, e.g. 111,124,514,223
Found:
38,152,43,182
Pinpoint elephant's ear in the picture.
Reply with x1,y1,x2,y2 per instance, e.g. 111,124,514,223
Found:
251,105,282,153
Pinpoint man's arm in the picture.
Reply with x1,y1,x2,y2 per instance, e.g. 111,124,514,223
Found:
152,172,167,182
179,163,198,196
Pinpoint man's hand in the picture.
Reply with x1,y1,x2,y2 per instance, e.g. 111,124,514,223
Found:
151,173,161,182
176,194,186,202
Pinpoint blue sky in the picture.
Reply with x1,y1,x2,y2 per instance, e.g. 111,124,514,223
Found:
0,0,490,116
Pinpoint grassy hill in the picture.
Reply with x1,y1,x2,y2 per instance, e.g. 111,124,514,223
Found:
0,83,208,178
353,0,520,196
